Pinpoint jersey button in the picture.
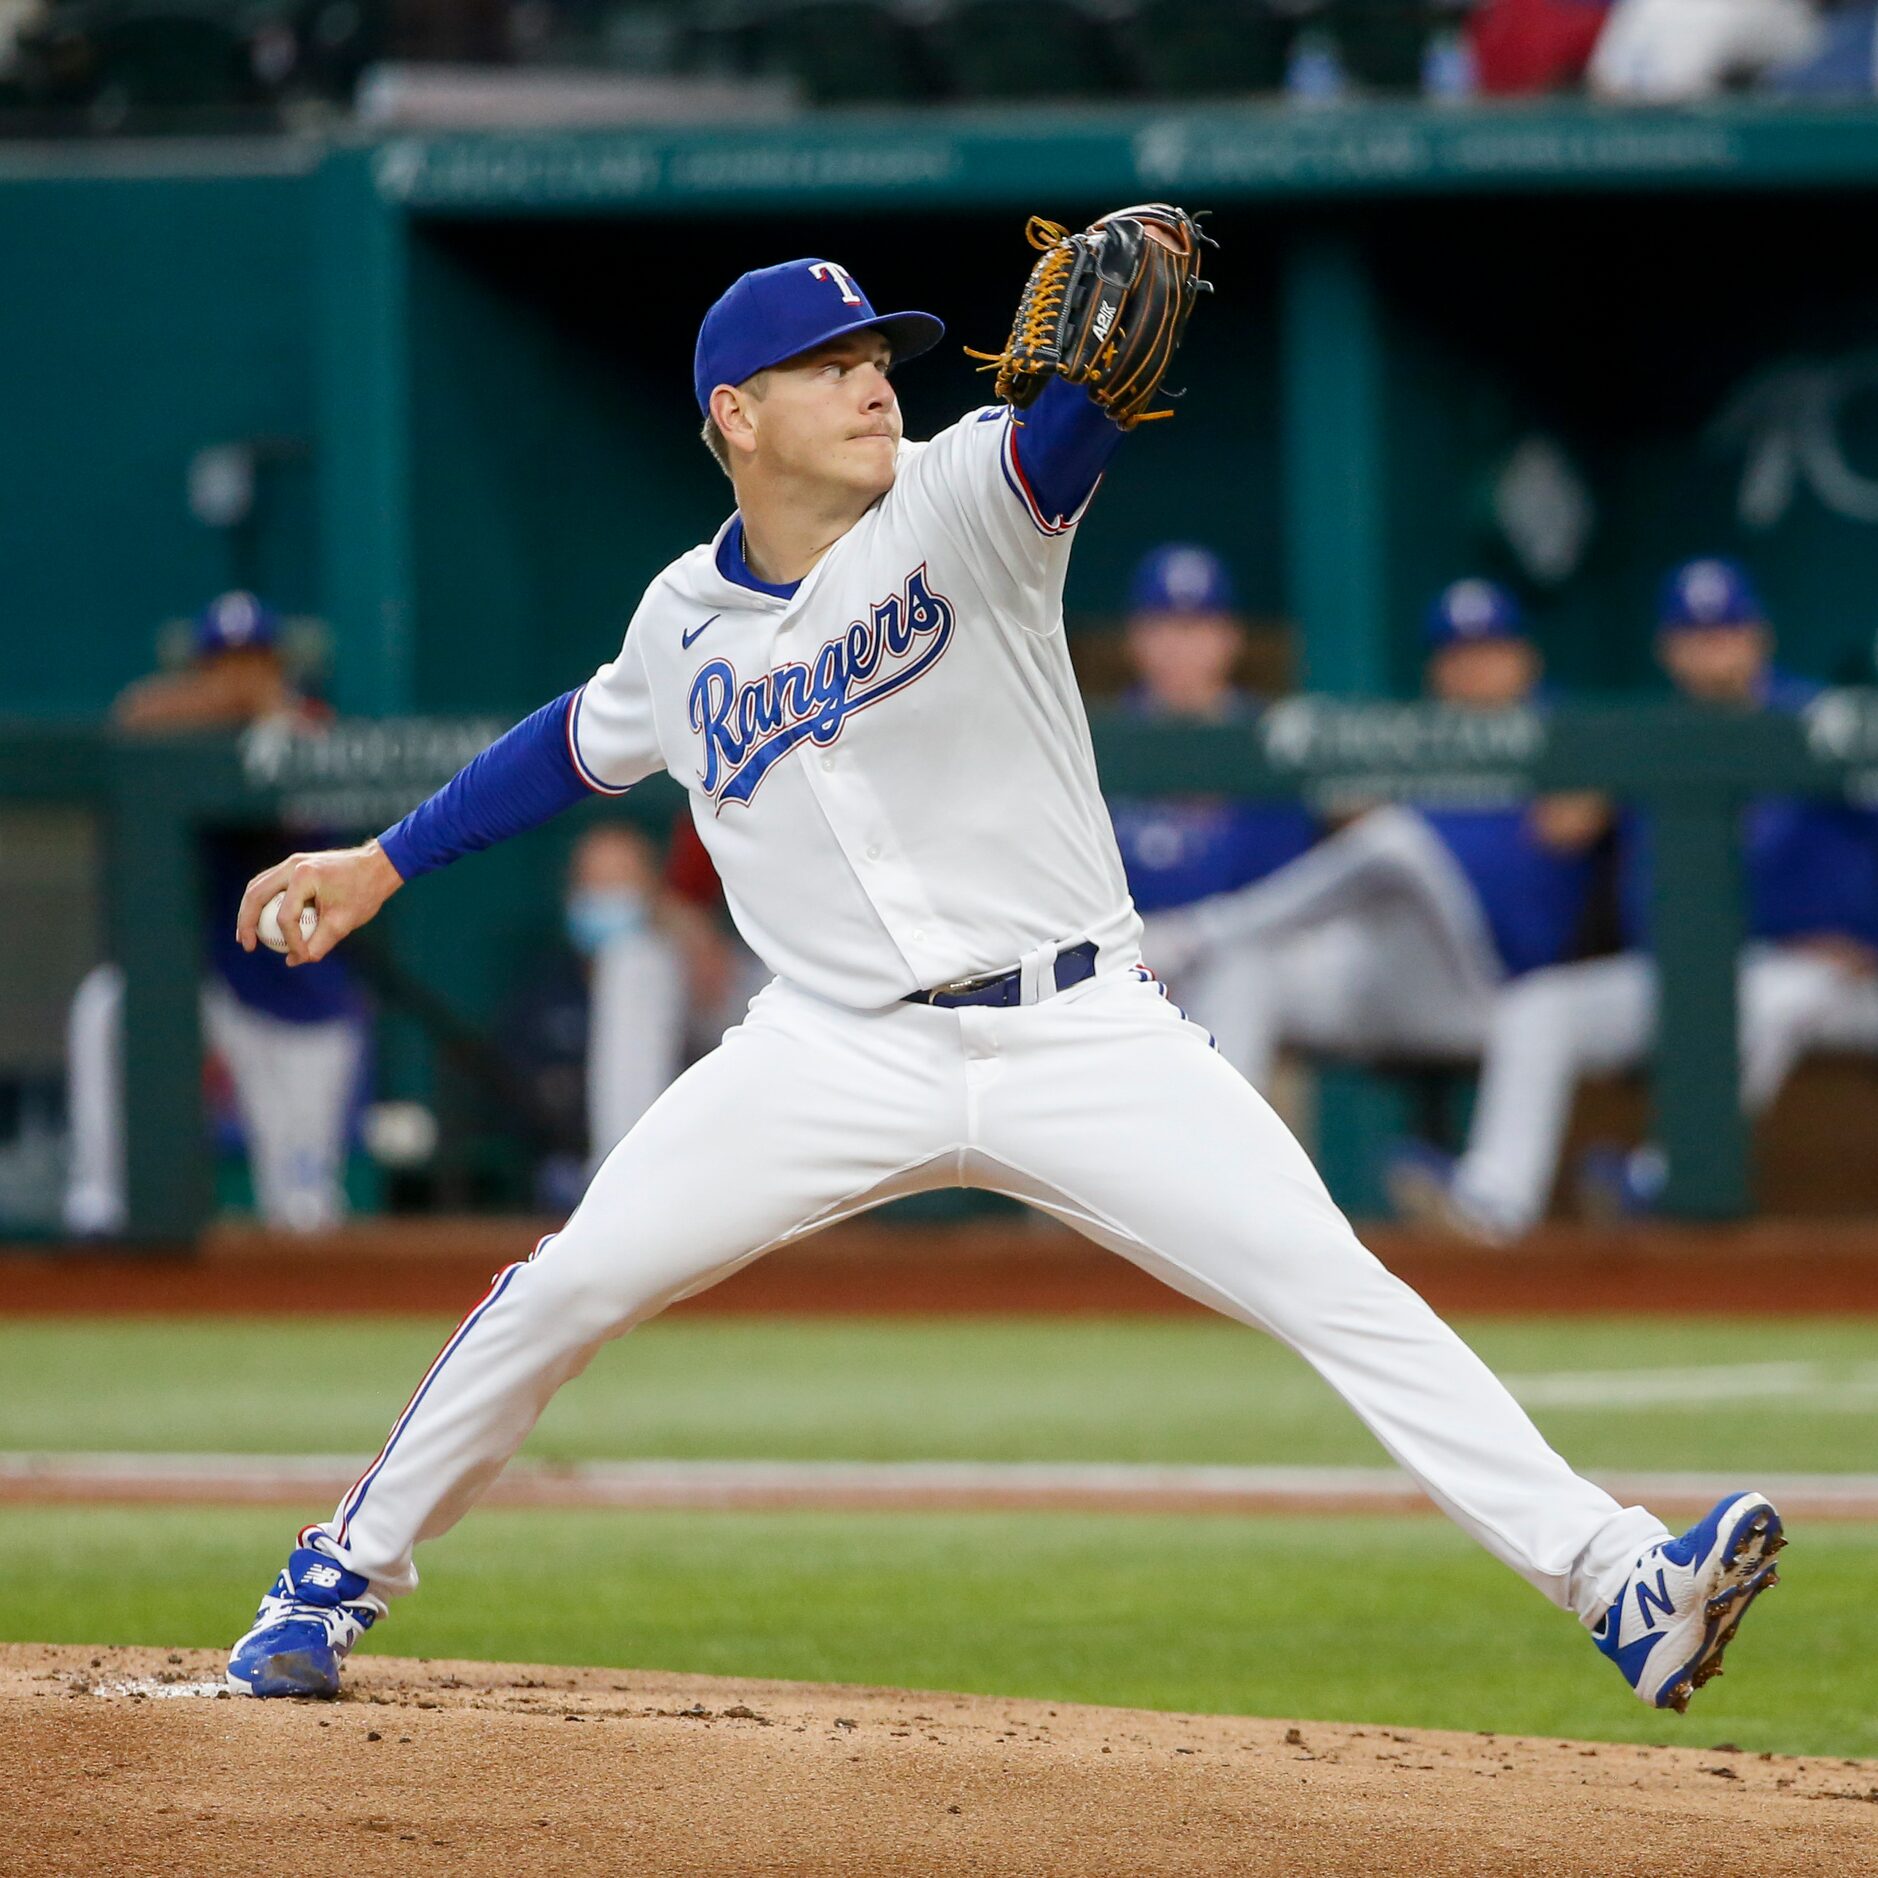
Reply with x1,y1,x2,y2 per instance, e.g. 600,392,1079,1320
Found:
910,927,926,944
820,755,835,771
865,844,881,861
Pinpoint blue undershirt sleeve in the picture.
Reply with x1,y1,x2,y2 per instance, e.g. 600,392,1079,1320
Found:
1007,376,1127,528
377,689,595,882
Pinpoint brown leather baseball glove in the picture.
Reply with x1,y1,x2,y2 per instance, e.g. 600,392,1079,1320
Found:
967,203,1214,428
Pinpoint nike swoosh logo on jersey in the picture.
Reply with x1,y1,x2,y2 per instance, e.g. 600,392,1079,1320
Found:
682,615,721,649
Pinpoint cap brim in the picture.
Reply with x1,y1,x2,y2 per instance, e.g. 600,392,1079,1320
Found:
745,308,945,384
1659,614,1763,633
863,310,945,365
1428,625,1523,647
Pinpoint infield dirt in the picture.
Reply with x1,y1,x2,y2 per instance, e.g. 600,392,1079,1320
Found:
6,1644,1874,1876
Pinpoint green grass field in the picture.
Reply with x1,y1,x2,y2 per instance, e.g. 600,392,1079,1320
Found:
3,1314,1875,1470
6,1506,1870,1757
3,1314,1874,1757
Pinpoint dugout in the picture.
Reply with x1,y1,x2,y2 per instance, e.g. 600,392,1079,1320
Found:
307,107,1878,718
13,105,1878,717
9,100,1878,1232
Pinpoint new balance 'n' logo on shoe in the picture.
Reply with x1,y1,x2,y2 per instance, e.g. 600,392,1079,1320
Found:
226,1544,385,1699
1593,1492,1784,1712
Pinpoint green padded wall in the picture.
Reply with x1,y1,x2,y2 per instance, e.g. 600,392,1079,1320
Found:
0,159,319,713
1367,195,1878,699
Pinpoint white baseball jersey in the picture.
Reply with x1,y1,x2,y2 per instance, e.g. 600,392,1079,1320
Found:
568,407,1141,1009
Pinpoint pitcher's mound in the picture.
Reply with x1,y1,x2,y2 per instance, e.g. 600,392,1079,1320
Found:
6,1644,1874,1876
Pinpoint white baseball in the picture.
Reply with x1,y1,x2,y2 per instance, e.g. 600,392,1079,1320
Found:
259,889,319,954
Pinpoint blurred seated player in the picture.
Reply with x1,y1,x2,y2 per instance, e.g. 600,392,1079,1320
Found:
1147,579,1603,1091
1108,544,1317,1070
1395,557,1878,1242
501,821,733,1212
63,592,366,1235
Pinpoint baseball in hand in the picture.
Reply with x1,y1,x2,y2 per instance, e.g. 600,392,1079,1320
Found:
258,890,319,955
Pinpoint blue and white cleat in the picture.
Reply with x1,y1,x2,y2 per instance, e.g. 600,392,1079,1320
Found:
1592,1492,1785,1713
226,1545,384,1698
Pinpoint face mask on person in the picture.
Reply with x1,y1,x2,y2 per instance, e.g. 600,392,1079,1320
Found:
565,887,648,957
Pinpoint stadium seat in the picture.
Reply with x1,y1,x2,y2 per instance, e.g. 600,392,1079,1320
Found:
41,6,257,116
293,0,386,103
926,0,1129,100
690,0,938,104
381,0,506,62
1114,0,1292,98
7,0,321,123
1320,0,1448,91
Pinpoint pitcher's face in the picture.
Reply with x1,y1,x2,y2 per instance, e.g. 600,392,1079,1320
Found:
747,333,902,502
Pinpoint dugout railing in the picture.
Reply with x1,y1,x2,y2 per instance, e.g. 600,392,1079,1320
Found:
7,694,1878,1244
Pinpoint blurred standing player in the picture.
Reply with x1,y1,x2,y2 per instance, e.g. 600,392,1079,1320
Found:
1399,558,1878,1241
659,812,774,1046
221,229,1781,1717
1149,580,1603,1092
502,821,728,1211
1108,543,1316,1071
63,592,365,1235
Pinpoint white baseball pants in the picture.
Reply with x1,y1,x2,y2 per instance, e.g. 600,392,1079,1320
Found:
63,964,362,1235
1142,806,1502,1090
1453,945,1878,1236
1151,908,1495,1093
309,963,1661,1626
584,925,689,1170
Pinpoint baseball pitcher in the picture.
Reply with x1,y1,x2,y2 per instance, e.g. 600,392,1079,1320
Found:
222,215,1783,1716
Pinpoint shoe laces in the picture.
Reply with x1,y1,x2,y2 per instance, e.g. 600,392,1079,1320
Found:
255,1547,382,1632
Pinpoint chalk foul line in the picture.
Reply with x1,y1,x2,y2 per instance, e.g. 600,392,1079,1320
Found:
1503,1359,1878,1410
4,1453,1877,1520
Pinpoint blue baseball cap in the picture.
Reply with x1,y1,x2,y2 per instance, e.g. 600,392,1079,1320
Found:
194,589,279,656
1129,543,1238,616
1658,557,1764,632
1424,578,1525,648
693,259,943,416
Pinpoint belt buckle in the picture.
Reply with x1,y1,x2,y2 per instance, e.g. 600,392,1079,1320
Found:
929,965,1009,1000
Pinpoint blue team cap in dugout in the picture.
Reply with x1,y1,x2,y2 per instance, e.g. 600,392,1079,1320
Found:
194,589,279,655
693,260,944,415
1423,578,1525,647
1129,544,1238,615
1658,557,1764,631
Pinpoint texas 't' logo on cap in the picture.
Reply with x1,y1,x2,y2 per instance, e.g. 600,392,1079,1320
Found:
692,261,944,415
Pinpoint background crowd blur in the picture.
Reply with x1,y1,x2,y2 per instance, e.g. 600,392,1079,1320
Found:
6,0,1878,1245
5,0,1878,135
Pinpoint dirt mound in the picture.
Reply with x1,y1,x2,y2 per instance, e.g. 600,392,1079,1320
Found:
6,1644,1874,1876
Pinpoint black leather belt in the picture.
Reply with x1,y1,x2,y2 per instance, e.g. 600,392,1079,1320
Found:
905,940,1099,1009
